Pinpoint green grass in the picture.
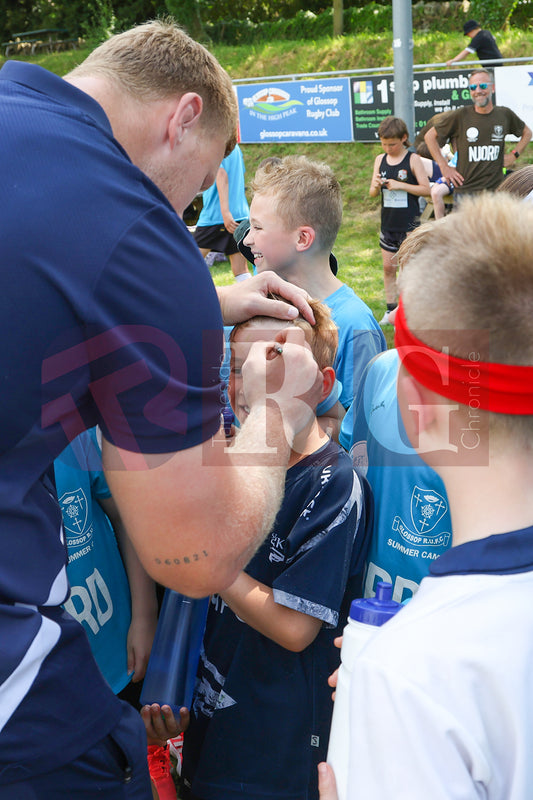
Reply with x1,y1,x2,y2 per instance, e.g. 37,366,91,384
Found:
4,29,533,351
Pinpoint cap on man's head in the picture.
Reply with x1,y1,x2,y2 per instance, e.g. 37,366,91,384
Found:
463,19,480,35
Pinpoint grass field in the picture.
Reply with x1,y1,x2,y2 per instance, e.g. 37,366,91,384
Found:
4,28,533,351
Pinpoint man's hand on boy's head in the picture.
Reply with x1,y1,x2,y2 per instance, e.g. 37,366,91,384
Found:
241,327,323,441
217,271,315,326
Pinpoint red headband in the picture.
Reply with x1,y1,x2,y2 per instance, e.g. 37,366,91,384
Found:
394,297,533,414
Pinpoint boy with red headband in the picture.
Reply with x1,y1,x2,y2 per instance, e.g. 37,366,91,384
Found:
319,191,533,800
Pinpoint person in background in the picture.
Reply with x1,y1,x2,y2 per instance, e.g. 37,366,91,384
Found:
319,191,533,799
429,151,457,219
54,428,175,797
415,114,457,219
194,143,251,280
446,19,503,69
424,69,531,196
369,115,430,324
56,427,158,702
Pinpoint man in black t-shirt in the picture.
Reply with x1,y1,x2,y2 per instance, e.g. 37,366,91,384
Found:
447,20,503,69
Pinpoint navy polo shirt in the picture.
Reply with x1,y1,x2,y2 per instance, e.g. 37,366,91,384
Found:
430,526,533,577
0,61,223,781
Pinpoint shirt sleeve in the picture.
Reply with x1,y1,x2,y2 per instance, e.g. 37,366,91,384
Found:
339,353,381,453
87,206,224,454
87,427,112,501
506,108,526,138
434,110,459,145
272,464,368,627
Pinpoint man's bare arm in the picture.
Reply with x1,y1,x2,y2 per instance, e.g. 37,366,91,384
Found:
102,330,322,598
446,48,471,67
424,127,464,186
215,166,237,234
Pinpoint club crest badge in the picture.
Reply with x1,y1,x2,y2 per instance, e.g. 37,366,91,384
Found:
59,488,89,536
410,486,448,534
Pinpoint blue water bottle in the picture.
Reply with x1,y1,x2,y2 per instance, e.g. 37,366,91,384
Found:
140,590,209,713
327,583,402,800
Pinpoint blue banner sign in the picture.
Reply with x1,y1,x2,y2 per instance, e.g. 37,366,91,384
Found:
236,78,353,143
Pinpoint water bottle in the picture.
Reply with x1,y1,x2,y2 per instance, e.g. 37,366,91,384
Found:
140,590,209,714
327,582,402,800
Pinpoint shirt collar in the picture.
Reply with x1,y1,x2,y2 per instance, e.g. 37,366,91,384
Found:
0,61,112,135
430,526,533,577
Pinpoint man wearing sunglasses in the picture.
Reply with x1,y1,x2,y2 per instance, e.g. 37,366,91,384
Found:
424,69,531,197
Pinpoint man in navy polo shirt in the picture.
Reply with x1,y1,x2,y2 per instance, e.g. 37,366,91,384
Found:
0,20,322,797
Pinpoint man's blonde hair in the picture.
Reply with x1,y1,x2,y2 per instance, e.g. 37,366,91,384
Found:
398,192,533,442
251,155,342,254
67,19,237,155
230,296,338,372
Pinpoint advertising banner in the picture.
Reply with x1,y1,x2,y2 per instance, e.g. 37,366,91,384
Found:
493,64,533,135
236,78,353,144
351,69,473,142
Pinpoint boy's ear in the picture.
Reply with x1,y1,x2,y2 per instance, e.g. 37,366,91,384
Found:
167,92,203,148
397,368,461,464
295,226,316,253
319,366,336,403
397,369,435,447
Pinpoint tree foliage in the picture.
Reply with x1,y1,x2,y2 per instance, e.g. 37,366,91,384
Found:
468,0,519,29
0,0,526,48
0,0,351,43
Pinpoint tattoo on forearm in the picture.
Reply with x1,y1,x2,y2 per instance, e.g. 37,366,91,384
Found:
154,550,209,567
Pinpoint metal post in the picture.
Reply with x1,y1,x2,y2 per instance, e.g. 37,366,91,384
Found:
392,0,415,143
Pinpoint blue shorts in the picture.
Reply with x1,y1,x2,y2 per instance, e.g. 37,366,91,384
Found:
434,176,455,193
1,701,152,800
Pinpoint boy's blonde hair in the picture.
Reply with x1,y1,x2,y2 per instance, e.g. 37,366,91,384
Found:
497,165,533,200
230,296,338,372
67,20,237,155
396,220,443,272
251,155,342,254
398,192,533,443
